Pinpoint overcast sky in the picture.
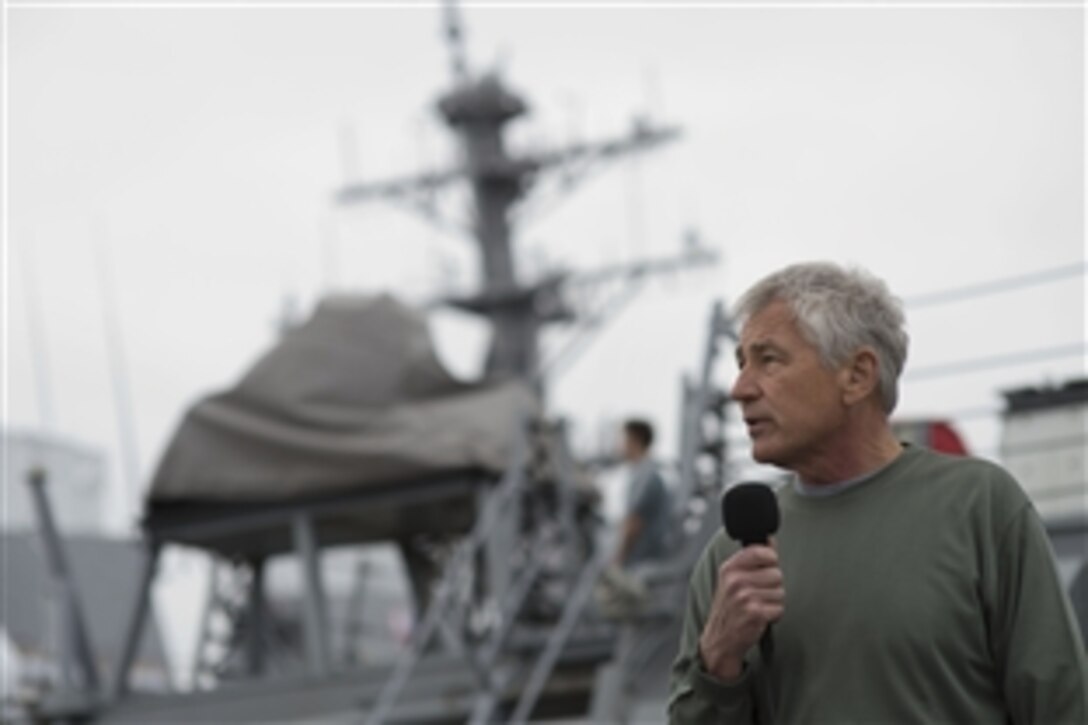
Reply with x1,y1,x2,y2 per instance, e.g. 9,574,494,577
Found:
6,2,1085,533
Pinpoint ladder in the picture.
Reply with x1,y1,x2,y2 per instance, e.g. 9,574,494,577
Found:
364,418,605,724
191,557,258,688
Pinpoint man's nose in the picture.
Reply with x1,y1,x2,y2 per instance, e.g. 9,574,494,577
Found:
731,367,757,402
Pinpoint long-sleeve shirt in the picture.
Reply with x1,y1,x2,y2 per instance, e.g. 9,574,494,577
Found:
669,445,1088,724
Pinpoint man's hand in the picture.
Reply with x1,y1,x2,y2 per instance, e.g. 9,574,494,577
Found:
698,543,784,681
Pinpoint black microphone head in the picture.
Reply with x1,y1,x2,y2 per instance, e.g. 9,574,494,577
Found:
722,482,780,546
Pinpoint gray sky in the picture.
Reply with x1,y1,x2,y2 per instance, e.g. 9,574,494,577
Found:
6,2,1086,532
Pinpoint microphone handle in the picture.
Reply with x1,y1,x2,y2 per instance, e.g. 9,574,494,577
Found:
760,624,774,664
746,535,775,666
737,533,777,723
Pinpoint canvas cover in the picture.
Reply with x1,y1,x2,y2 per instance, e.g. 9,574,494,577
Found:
148,294,538,505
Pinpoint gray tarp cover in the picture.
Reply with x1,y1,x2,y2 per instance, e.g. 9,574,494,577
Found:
148,295,538,503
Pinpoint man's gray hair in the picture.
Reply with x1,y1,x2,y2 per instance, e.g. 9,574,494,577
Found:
734,261,909,413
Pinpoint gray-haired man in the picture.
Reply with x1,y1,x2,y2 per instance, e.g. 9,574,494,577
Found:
669,262,1087,723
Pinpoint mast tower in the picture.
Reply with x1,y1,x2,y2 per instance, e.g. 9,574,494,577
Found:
336,1,687,381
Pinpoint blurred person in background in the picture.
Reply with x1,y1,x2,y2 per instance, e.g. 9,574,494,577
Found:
596,418,671,618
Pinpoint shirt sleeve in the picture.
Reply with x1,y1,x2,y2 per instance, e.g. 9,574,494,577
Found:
632,470,665,521
626,464,651,517
988,503,1088,724
668,533,758,724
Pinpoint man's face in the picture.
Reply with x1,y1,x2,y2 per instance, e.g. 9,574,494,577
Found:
621,433,644,463
731,299,848,471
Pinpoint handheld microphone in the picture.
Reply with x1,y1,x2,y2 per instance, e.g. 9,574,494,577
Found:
722,482,780,664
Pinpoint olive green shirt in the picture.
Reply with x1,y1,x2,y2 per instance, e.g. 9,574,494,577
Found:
668,446,1088,724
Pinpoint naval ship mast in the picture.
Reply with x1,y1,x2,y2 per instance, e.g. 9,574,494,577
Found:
336,1,702,385
27,6,732,724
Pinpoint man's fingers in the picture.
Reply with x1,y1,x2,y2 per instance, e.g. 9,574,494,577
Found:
730,598,784,633
750,587,785,605
702,542,787,663
739,544,779,568
745,567,783,589
762,603,785,624
735,585,785,609
718,548,784,600
719,544,779,576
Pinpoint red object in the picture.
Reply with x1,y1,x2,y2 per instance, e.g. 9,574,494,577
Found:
927,420,968,456
891,419,969,456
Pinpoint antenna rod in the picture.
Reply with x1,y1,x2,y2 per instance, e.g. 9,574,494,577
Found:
443,0,469,83
18,237,59,431
92,220,142,531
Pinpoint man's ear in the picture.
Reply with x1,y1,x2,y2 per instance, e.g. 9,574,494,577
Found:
840,347,880,406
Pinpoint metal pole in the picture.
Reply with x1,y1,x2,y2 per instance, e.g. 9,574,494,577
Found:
245,558,266,677
92,223,143,530
26,469,101,693
17,238,59,431
675,301,731,508
291,514,331,676
111,540,160,700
